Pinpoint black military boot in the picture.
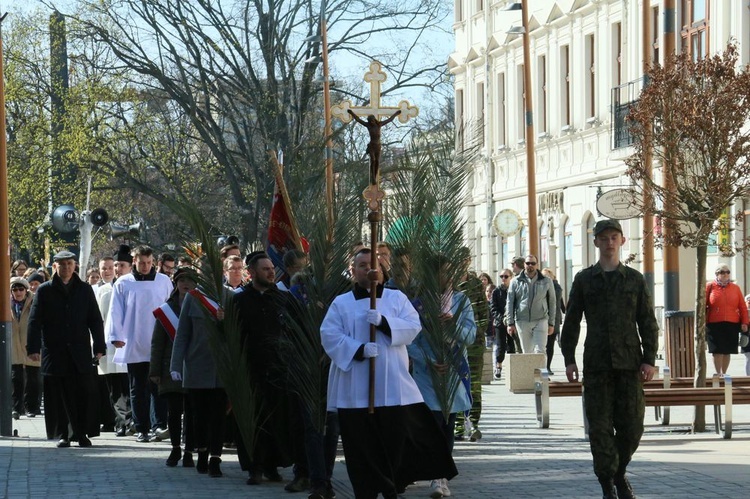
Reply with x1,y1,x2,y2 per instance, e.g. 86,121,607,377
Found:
599,477,618,499
614,473,636,499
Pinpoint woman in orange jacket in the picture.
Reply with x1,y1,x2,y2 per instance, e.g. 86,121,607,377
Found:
706,264,749,375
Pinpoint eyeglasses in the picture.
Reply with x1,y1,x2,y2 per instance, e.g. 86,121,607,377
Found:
717,270,730,275
500,275,511,279
525,262,537,266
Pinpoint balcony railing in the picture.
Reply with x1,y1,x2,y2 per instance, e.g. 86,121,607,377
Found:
611,77,645,150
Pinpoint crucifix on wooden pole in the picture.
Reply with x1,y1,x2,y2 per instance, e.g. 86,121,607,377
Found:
332,61,418,413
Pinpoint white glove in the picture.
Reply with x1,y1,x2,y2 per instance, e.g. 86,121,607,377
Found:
170,371,182,381
363,342,379,358
366,309,382,326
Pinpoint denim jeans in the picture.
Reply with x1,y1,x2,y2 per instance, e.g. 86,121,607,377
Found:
302,405,339,488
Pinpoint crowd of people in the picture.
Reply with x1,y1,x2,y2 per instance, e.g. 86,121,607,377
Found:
9,219,750,499
10,241,477,499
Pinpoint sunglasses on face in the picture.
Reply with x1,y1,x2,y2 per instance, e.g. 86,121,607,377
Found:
717,270,730,275
525,262,537,266
11,287,26,292
500,275,511,279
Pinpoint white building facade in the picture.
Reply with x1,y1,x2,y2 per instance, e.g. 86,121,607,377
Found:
452,0,750,311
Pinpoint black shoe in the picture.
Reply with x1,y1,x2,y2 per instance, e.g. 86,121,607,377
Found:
196,451,209,474
56,438,71,448
12,411,20,420
116,426,127,437
264,467,283,482
208,456,223,477
136,432,150,443
78,436,92,448
285,475,311,492
599,478,617,499
615,475,636,499
182,451,194,467
308,489,325,499
454,434,465,441
247,471,261,485
166,447,181,467
325,482,336,499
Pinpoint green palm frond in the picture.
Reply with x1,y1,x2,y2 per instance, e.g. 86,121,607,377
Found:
277,195,363,432
161,198,264,456
386,136,478,419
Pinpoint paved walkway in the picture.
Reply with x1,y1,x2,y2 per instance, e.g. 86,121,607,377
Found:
2,352,750,498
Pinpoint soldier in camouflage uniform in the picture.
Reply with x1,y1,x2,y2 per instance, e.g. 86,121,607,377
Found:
561,219,658,499
455,250,488,441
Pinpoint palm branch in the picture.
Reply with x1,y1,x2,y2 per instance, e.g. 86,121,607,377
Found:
385,136,478,419
161,198,265,457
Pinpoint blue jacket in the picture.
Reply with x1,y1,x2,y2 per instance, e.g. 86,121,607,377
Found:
408,290,477,413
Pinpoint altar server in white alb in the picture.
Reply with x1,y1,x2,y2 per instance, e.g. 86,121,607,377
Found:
321,248,457,499
106,245,173,442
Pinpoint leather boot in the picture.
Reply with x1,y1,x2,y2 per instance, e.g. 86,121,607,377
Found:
598,477,618,499
615,473,636,499
196,450,209,474
208,456,222,477
182,451,194,467
166,447,181,467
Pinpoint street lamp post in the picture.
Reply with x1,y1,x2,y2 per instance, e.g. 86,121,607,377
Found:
506,0,539,256
0,11,14,437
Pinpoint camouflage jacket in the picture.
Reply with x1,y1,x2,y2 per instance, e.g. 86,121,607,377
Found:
560,262,658,372
458,272,488,346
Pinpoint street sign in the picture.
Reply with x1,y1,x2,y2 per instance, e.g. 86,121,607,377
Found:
596,188,642,219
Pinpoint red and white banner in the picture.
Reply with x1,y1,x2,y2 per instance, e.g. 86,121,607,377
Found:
152,303,179,341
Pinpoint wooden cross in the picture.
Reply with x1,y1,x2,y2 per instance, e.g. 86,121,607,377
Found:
332,61,419,185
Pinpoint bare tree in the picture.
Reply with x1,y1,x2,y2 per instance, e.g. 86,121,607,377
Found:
625,43,750,431
62,0,450,243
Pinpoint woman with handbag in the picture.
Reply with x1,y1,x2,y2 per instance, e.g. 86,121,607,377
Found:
705,264,748,375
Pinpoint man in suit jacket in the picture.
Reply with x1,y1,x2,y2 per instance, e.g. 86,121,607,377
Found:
27,250,106,448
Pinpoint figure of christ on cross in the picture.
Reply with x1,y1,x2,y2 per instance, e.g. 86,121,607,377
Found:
347,109,402,185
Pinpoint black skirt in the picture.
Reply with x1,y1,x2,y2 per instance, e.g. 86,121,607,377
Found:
706,321,740,354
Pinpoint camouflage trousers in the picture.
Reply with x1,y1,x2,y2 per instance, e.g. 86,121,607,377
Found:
583,370,644,480
455,344,485,435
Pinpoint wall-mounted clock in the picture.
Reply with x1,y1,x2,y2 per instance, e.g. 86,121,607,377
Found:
493,209,523,238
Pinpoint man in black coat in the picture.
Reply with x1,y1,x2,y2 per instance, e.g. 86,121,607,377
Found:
27,250,106,448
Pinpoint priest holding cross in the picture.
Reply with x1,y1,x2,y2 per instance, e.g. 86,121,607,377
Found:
321,61,456,499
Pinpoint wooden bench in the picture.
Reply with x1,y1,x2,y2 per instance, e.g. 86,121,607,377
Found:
644,376,750,438
534,366,750,435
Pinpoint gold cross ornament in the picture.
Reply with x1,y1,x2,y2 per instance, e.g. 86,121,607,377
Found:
331,61,419,124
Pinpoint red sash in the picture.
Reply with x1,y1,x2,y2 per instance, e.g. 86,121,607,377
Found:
152,303,179,341
189,289,221,320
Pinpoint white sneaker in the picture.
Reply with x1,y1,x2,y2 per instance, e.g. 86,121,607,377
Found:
441,478,452,497
429,479,444,498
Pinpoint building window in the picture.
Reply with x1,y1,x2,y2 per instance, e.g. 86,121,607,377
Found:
651,6,660,65
540,222,549,269
585,214,596,267
497,73,506,148
455,0,464,23
476,0,484,13
517,64,525,143
585,34,596,119
560,45,571,128
456,88,465,150
476,81,485,147
538,55,547,134
612,22,622,87
520,226,528,258
501,239,509,273
681,0,709,60
563,218,573,296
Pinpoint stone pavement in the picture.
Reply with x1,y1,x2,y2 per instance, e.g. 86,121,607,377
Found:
2,353,750,498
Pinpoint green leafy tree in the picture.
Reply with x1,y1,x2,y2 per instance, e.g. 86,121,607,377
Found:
625,43,750,431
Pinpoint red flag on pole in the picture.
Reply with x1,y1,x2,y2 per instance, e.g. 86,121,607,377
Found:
266,151,305,280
